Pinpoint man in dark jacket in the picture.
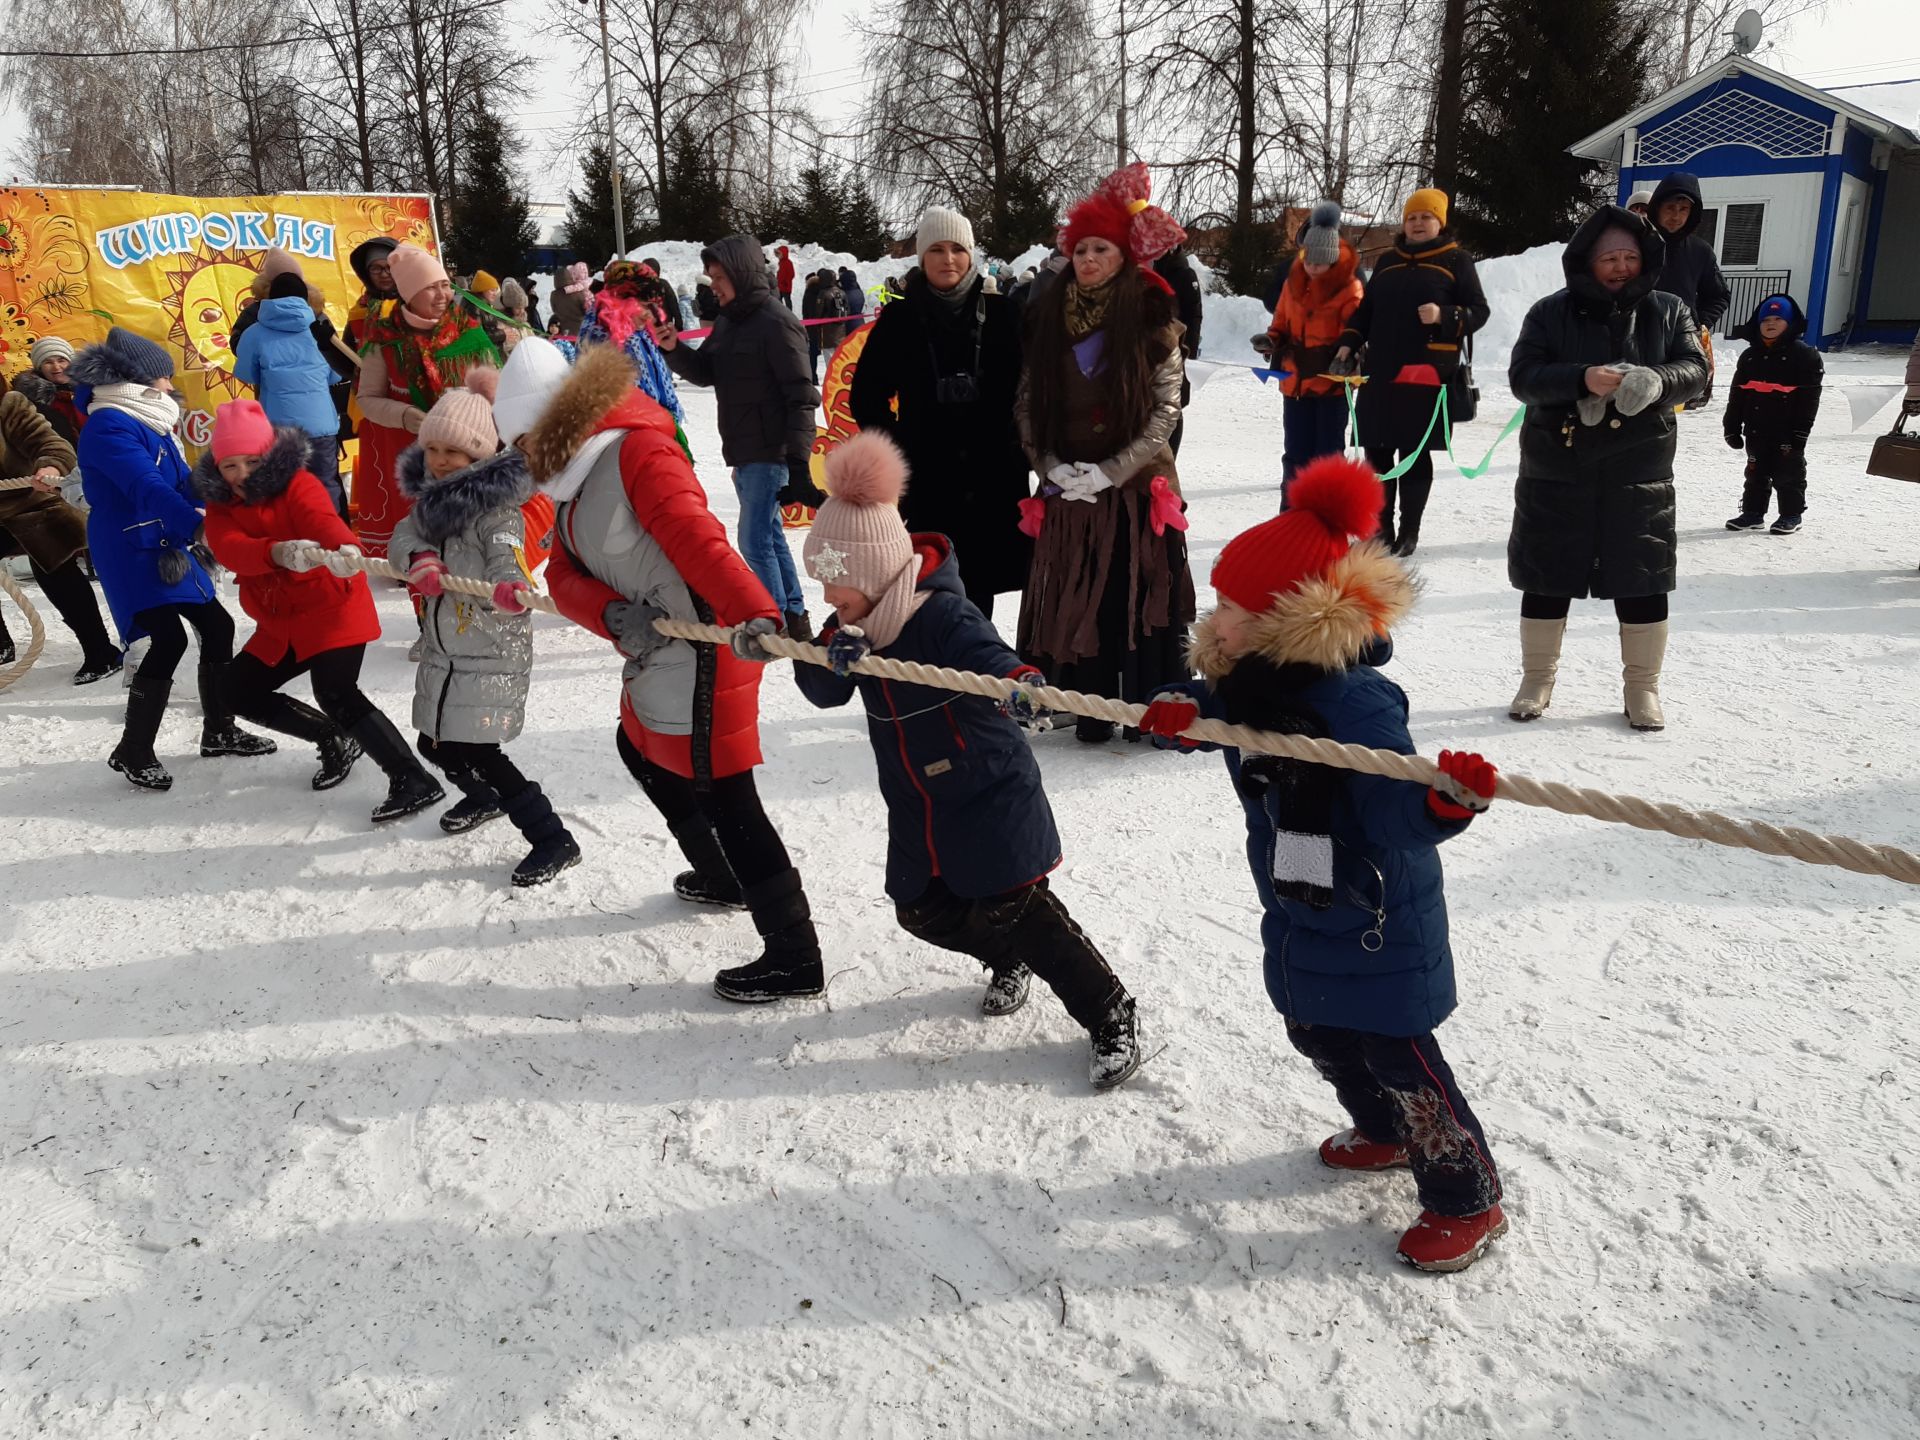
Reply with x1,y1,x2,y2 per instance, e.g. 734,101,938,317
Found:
654,233,821,636
1648,171,1730,408
1506,206,1708,731
1153,246,1204,455
1723,293,1822,534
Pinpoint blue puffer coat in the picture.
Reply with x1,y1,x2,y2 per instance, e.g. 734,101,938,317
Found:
1180,544,1472,1037
232,296,342,439
78,400,214,645
794,539,1061,903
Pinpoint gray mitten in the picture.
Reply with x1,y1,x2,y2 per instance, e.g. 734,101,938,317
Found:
1612,366,1665,417
1576,392,1611,427
604,599,668,662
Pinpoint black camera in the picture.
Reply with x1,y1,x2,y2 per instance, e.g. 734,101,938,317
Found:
935,374,979,404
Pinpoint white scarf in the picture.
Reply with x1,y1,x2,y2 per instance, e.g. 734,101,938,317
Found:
89,382,181,435
540,428,625,506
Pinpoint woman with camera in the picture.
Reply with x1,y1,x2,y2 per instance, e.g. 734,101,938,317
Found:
1014,165,1196,744
847,207,1032,617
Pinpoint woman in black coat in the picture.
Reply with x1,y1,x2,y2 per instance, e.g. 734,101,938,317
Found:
848,206,1032,617
1334,188,1488,556
1505,206,1707,733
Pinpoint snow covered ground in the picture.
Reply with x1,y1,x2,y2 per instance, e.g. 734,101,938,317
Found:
3,337,1918,1437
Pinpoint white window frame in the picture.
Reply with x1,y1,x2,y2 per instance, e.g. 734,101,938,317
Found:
1837,194,1864,277
1710,197,1770,269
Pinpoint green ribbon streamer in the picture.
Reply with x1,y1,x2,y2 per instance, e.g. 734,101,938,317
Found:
1342,383,1529,480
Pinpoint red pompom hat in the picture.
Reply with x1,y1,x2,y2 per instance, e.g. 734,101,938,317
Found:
1059,162,1188,269
1210,454,1386,611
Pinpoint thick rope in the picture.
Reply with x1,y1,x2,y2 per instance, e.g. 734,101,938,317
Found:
0,566,49,692
256,543,1920,890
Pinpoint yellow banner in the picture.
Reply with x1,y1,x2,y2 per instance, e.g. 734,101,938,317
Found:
0,186,437,448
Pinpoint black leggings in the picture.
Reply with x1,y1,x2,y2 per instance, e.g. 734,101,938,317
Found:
224,642,377,729
131,598,234,685
1365,447,1434,538
418,736,530,799
22,557,116,659
616,726,791,888
1521,593,1669,624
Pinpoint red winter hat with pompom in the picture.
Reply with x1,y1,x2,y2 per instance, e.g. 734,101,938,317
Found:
1060,162,1188,268
805,431,930,649
1210,454,1385,612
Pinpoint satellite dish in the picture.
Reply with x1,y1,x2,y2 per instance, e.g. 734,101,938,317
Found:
1731,8,1763,55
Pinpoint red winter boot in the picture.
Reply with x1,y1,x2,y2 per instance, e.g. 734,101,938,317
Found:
1319,1128,1411,1171
1396,1205,1508,1273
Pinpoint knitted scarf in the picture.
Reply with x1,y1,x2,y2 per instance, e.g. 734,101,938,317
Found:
364,309,500,410
1213,658,1337,910
1064,276,1118,339
87,382,181,435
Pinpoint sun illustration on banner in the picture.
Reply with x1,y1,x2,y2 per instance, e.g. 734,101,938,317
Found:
160,250,260,399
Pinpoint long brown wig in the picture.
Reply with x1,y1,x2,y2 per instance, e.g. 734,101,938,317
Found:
1023,263,1176,457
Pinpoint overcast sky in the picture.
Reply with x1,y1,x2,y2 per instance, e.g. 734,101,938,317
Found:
2,0,1914,196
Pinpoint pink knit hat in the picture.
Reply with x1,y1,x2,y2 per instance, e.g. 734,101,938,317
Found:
211,398,275,462
386,244,449,305
259,246,304,283
803,432,927,649
417,366,500,460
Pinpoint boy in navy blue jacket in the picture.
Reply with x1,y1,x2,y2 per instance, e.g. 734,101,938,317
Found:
793,431,1143,1090
1723,293,1823,535
1141,454,1505,1272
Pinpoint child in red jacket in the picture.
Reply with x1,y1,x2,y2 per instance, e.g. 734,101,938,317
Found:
193,399,443,823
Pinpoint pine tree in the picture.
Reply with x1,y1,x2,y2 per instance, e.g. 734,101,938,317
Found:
1452,0,1655,254
564,142,642,268
656,124,733,243
837,177,890,258
444,105,538,277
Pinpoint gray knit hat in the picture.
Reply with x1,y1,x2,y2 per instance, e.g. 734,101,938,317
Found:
70,326,174,387
915,206,975,257
1302,200,1343,266
29,335,74,369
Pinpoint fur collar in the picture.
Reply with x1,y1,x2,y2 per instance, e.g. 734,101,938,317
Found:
396,445,533,545
188,426,311,505
1189,542,1414,679
518,344,643,484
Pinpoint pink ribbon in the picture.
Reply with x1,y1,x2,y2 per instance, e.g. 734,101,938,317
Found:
1148,476,1188,537
1016,496,1047,538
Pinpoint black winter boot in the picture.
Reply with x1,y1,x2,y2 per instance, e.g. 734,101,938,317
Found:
346,710,445,823
439,789,505,834
236,691,361,790
713,869,825,1003
31,557,121,685
197,661,276,758
1089,995,1144,1090
502,782,581,887
313,732,363,791
109,677,174,791
782,610,814,643
670,814,745,908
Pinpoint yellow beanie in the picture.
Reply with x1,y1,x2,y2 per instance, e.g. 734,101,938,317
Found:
1403,188,1449,227
471,269,501,293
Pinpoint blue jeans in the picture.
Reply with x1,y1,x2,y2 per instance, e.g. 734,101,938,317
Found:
306,433,346,518
1281,391,1350,494
731,462,803,614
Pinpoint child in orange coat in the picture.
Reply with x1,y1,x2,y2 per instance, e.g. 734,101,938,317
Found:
1258,201,1365,495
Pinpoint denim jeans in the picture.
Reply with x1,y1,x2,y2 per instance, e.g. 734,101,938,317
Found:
731,461,804,614
306,434,346,518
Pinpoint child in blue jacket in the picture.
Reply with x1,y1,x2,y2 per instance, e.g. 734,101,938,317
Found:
233,272,351,514
793,431,1142,1090
1141,454,1505,1272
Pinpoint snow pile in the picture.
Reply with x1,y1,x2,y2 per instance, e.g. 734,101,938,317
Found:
1472,242,1570,375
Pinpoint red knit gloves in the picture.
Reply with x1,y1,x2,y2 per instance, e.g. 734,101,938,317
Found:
1427,749,1498,821
1139,697,1201,751
405,553,448,599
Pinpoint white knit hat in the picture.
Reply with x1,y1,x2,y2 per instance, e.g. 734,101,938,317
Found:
915,206,975,258
492,336,571,445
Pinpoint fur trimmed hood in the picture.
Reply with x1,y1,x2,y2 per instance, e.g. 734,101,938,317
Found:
518,342,658,484
396,444,533,546
188,426,313,506
1189,541,1414,679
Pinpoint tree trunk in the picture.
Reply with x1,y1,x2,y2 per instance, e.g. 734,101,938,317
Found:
1227,0,1261,294
1432,0,1467,192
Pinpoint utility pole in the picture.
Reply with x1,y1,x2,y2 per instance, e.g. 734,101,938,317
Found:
592,0,626,258
1116,0,1129,169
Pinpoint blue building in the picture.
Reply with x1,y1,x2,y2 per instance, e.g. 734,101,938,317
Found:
1570,58,1919,349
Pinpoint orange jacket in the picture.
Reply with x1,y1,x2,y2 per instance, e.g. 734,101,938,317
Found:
1266,241,1364,398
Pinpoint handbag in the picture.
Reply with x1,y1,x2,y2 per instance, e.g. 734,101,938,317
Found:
1867,409,1920,484
1447,330,1480,425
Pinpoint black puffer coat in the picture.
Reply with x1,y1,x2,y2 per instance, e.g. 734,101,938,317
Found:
1648,172,1730,331
1724,293,1823,445
1507,206,1708,599
848,268,1033,598
1340,233,1489,453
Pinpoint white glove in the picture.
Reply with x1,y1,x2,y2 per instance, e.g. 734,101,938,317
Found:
1612,366,1664,417
1056,461,1114,503
270,539,327,572
320,544,363,579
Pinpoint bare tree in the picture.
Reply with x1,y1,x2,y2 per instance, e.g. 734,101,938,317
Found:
861,0,1107,254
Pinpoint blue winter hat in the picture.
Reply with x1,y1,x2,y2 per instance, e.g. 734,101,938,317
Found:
70,326,174,388
1755,295,1793,324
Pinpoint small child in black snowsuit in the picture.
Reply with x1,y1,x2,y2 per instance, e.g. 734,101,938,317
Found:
1724,293,1823,535
791,431,1144,1091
